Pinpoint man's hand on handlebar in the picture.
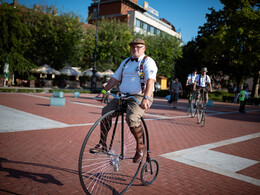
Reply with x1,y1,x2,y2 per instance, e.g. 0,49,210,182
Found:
94,93,105,102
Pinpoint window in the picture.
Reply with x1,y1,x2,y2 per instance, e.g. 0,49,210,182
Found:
135,19,141,28
143,23,148,31
149,26,154,34
155,28,160,35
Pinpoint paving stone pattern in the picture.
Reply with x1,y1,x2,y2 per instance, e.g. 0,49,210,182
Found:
0,93,259,194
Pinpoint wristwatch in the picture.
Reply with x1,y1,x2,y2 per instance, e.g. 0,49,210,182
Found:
143,96,150,100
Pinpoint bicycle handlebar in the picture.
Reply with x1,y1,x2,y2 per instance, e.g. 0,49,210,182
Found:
94,92,140,105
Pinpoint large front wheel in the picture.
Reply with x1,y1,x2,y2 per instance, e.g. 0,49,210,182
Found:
78,110,144,195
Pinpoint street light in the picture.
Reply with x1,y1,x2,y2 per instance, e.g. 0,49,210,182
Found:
91,0,100,93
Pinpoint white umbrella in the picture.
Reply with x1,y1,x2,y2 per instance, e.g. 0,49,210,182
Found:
82,68,103,77
102,69,114,77
31,64,61,75
60,65,82,76
83,68,93,77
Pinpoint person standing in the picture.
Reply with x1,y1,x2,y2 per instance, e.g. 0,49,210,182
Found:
193,67,212,106
90,38,158,163
171,78,183,109
239,86,248,113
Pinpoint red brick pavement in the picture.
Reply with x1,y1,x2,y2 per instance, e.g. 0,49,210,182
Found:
0,93,260,194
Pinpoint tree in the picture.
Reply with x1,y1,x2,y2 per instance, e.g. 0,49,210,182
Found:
175,40,203,87
94,18,135,72
0,1,34,75
197,0,260,95
24,5,86,70
145,34,182,79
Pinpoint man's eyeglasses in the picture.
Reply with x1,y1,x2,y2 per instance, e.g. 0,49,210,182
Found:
131,45,145,49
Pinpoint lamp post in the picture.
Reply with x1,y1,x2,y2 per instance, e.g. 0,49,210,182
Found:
91,0,100,93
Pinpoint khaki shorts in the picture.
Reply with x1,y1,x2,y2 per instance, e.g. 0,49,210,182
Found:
102,94,153,128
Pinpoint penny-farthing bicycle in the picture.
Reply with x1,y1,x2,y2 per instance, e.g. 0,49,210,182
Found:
196,88,207,127
186,90,196,118
78,93,159,195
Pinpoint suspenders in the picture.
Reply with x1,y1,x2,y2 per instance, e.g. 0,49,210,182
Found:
121,56,148,92
198,74,208,87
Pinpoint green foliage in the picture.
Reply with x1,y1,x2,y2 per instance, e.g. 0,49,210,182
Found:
0,88,16,92
0,2,34,74
49,89,91,93
17,89,35,93
175,40,203,86
28,75,36,80
197,0,260,90
0,2,182,82
95,18,135,71
145,35,182,78
36,89,44,93
24,6,86,70
209,91,234,102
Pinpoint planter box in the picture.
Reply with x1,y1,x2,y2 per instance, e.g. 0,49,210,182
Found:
207,100,214,107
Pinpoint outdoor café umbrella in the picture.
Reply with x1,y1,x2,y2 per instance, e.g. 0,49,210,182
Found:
102,69,114,77
83,68,103,78
30,64,61,75
60,65,82,76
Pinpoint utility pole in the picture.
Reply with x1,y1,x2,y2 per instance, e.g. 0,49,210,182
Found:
91,0,100,93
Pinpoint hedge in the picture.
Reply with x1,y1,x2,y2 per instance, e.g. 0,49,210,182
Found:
17,89,35,93
49,89,91,94
0,88,16,92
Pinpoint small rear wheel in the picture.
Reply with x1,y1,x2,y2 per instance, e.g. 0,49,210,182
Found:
140,159,159,186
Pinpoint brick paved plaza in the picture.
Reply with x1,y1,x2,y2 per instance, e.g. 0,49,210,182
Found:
0,92,259,194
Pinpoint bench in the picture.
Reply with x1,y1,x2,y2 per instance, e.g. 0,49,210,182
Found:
50,91,65,106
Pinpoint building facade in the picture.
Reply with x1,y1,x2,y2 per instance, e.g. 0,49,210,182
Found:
88,0,181,39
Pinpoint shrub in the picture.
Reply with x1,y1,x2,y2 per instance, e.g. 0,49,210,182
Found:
222,95,235,102
248,97,260,105
36,89,44,93
0,88,16,92
49,89,92,94
18,89,35,93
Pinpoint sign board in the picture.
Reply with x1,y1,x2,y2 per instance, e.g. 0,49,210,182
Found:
144,1,149,10
144,1,159,17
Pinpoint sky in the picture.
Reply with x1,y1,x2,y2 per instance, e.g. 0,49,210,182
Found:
3,0,224,44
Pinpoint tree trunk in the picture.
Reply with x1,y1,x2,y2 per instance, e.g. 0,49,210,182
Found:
251,70,259,98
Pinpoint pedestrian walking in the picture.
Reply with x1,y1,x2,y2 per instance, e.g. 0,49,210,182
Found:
239,85,248,113
171,78,183,109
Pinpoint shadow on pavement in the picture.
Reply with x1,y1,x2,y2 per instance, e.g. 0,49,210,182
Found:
0,157,64,186
0,189,21,195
